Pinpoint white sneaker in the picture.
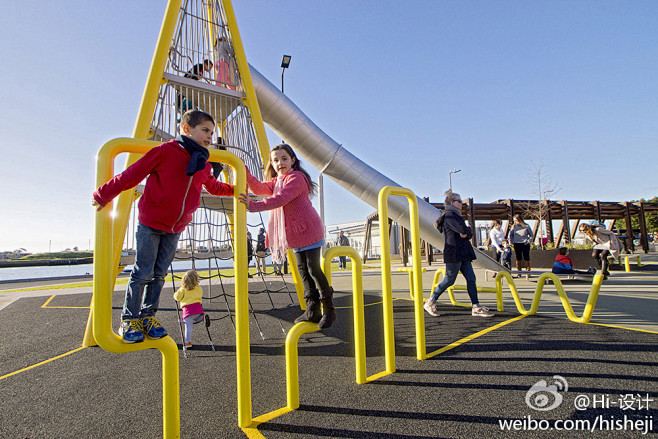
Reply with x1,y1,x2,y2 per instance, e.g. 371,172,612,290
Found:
472,305,494,318
424,300,440,317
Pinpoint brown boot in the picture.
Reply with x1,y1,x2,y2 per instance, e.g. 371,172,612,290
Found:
294,289,322,324
525,261,531,271
318,287,337,329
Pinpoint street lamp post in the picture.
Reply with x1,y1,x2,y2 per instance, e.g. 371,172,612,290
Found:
280,55,291,93
449,168,461,191
540,189,555,248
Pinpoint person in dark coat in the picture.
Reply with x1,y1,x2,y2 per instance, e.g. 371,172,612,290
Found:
424,190,494,318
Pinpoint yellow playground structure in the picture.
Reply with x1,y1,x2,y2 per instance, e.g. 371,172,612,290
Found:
88,1,609,437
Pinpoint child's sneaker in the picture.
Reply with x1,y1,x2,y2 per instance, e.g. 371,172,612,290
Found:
119,319,145,343
472,305,494,318
423,299,440,317
142,316,168,339
183,342,192,350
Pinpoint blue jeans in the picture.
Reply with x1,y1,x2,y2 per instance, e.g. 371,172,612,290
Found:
430,260,479,305
122,223,180,320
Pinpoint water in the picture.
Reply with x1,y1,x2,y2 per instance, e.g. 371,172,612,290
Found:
0,258,246,282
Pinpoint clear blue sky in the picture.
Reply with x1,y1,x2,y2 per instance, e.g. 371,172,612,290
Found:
1,1,657,253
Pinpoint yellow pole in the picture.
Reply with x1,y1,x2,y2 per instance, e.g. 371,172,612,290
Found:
322,246,367,384
285,322,319,409
286,249,305,308
91,0,184,342
378,186,425,364
92,138,180,439
214,152,252,428
221,0,270,165
377,192,396,374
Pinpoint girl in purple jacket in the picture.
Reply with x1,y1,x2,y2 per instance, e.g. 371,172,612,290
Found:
239,144,336,329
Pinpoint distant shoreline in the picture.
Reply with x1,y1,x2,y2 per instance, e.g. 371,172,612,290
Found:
0,258,94,268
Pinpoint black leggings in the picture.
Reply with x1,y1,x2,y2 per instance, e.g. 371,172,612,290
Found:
513,243,531,261
593,249,611,273
295,247,330,296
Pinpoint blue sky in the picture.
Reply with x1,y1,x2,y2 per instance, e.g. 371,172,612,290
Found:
1,1,657,253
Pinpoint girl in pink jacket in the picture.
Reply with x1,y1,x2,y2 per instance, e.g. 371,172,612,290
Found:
239,144,336,329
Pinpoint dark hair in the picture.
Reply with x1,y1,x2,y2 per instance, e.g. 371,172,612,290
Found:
513,214,527,225
181,109,214,128
265,143,317,196
558,247,568,256
492,219,502,227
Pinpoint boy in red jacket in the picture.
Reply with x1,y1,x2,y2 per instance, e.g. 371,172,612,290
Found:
93,110,234,343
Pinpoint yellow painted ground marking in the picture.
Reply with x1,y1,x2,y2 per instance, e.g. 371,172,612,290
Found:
425,315,528,359
41,295,90,309
0,346,87,381
586,322,658,334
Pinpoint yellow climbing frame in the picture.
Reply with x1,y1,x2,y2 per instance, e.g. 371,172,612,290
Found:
377,186,426,369
88,138,248,437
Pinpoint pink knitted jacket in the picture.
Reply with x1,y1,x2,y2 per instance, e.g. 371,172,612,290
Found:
246,170,325,249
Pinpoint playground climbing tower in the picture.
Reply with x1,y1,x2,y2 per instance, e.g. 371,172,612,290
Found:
105,0,270,278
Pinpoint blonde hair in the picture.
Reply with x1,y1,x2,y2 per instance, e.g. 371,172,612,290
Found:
443,189,461,208
182,270,199,290
579,223,596,240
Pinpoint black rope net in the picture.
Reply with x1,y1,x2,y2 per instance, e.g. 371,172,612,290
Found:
119,0,297,347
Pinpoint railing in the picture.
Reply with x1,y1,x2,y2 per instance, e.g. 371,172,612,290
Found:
377,186,426,369
87,138,248,436
429,268,604,324
281,246,367,410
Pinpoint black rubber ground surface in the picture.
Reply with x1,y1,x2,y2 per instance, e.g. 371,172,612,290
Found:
1,284,656,438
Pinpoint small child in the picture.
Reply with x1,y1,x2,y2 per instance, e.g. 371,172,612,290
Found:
500,240,512,270
239,143,337,329
552,247,595,275
173,270,205,349
93,109,234,343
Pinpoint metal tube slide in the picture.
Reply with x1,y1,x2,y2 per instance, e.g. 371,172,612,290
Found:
249,65,503,271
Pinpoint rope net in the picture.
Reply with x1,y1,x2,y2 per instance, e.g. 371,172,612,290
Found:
122,0,295,342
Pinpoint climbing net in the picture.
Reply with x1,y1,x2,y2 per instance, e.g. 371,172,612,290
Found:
122,0,297,344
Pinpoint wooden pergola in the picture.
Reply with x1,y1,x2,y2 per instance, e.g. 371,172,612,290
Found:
362,198,658,264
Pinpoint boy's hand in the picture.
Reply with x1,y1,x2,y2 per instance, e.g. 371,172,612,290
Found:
460,233,468,238
238,193,250,210
92,199,104,211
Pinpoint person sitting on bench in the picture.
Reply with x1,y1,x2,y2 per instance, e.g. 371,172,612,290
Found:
552,247,595,275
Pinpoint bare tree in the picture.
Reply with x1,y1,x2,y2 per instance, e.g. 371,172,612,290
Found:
524,159,561,248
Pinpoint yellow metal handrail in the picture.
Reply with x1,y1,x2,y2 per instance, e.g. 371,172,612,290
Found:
281,246,367,412
624,255,642,272
378,186,425,369
493,271,604,323
428,267,604,324
89,138,247,436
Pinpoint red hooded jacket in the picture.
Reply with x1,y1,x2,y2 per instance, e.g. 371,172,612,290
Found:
93,139,234,233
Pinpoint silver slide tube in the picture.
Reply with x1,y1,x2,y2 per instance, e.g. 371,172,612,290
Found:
250,65,502,271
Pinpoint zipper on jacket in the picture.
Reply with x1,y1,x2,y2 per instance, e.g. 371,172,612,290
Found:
172,176,194,233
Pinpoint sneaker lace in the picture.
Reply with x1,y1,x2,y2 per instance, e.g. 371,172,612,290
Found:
126,319,143,332
143,316,161,331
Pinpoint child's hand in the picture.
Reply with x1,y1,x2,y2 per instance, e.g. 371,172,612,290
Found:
460,233,468,238
92,199,104,211
238,193,250,210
